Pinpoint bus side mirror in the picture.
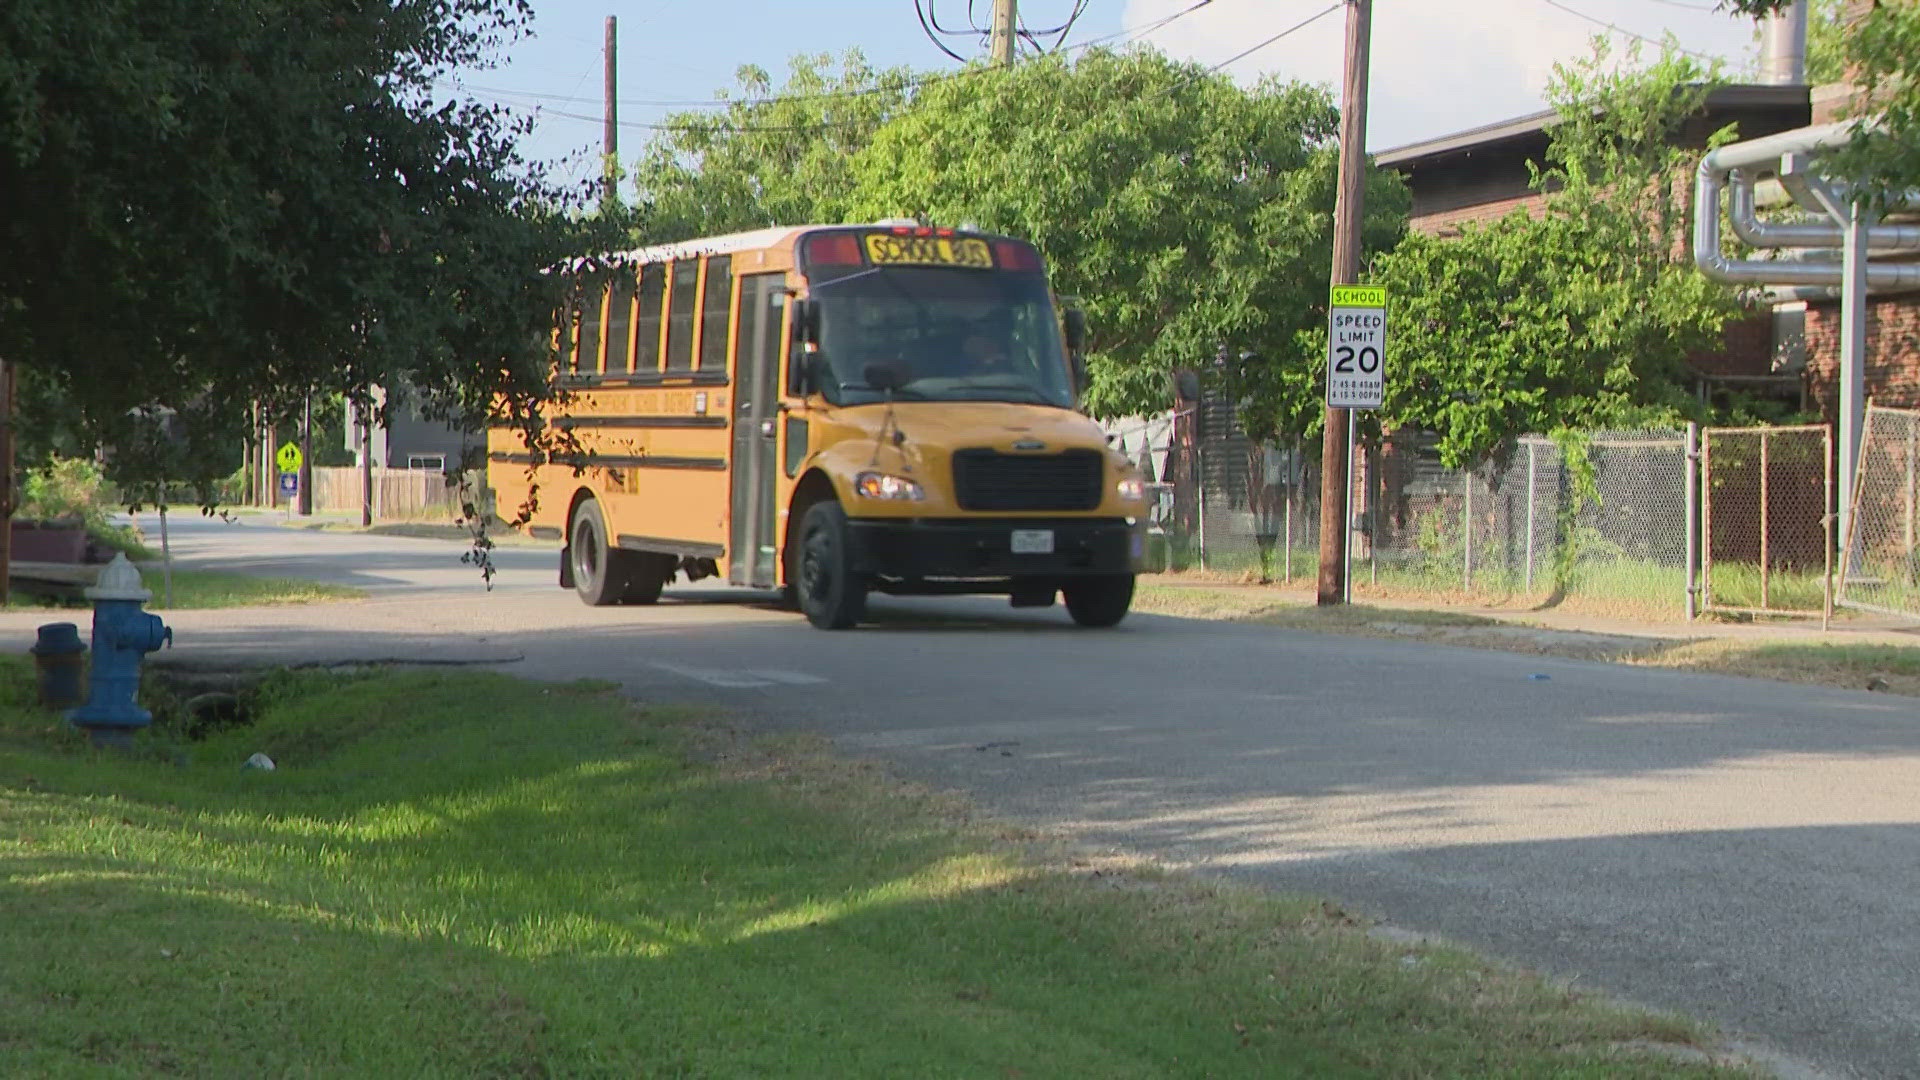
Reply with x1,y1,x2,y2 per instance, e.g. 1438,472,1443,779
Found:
791,298,821,345
1071,352,1090,398
787,351,819,397
1063,308,1087,353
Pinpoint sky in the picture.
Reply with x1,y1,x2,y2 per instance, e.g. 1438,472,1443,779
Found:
447,0,1779,183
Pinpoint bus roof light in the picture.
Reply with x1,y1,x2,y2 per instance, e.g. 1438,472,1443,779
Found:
992,240,1043,272
803,233,864,265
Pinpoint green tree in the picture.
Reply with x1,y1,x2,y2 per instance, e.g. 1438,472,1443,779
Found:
1367,41,1747,466
630,52,916,242
0,0,624,505
843,48,1407,442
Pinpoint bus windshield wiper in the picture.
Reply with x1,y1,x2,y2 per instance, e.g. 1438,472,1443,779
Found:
837,381,930,400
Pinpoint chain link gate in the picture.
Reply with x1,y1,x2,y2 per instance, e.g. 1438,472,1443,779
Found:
1702,425,1833,621
1839,406,1920,619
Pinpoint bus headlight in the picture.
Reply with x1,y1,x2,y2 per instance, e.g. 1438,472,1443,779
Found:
855,471,925,501
1116,476,1147,502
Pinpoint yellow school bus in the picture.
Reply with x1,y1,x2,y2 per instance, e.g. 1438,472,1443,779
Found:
489,222,1150,629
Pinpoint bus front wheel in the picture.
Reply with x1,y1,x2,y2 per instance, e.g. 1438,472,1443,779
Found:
797,501,866,630
1063,574,1135,628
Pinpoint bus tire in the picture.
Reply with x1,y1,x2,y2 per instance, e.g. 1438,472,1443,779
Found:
797,501,866,630
569,498,623,607
619,552,673,605
1063,574,1134,628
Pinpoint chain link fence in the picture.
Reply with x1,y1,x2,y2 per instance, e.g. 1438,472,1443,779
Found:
1703,425,1833,617
1840,406,1920,618
1175,426,1699,608
1151,407,1852,620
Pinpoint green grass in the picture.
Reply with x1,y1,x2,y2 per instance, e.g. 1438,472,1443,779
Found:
0,662,1755,1077
1176,541,1837,622
7,570,361,612
1135,582,1920,697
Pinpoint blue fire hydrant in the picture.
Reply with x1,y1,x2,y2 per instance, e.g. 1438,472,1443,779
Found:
69,554,172,748
29,622,88,709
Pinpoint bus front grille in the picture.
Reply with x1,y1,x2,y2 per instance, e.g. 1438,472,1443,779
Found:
951,449,1103,512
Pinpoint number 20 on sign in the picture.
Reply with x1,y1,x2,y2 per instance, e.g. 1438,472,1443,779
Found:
1326,284,1387,409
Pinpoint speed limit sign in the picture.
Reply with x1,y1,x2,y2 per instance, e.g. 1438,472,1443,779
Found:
1326,284,1387,409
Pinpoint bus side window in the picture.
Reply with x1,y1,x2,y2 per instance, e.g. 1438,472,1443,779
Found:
666,260,699,371
635,264,664,373
700,255,733,371
564,303,584,374
578,288,604,375
606,271,634,374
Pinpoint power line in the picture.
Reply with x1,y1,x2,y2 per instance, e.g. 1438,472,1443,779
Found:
1539,0,1730,62
1201,2,1340,75
507,101,879,134
914,0,974,62
444,0,1221,120
917,0,1100,62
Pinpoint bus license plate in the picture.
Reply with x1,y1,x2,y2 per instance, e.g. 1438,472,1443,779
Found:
1011,529,1055,555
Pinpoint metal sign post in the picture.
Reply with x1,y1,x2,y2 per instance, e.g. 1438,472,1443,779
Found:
1326,284,1388,604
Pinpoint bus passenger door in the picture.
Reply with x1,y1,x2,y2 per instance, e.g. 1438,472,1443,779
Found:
729,273,784,588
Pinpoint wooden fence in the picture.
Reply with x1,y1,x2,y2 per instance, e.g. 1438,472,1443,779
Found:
301,467,473,519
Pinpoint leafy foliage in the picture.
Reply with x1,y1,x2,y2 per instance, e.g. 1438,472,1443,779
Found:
630,52,917,241
1367,42,1747,466
0,0,626,507
841,49,1407,438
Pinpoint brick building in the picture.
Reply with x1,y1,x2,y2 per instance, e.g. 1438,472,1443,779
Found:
1373,84,1813,407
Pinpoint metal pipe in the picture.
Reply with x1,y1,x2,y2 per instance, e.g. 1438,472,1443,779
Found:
1823,424,1834,631
1694,160,1920,287
1703,429,1715,613
1685,422,1699,620
1729,170,1920,250
1463,473,1473,592
1761,0,1807,86
1524,440,1537,594
1705,121,1856,173
1760,429,1772,610
1840,205,1870,550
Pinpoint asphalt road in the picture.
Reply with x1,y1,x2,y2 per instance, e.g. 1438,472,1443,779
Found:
16,514,1920,1079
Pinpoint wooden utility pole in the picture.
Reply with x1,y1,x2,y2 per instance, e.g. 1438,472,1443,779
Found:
604,15,618,203
297,394,313,516
1316,0,1374,606
990,0,1017,65
0,360,14,607
359,403,374,527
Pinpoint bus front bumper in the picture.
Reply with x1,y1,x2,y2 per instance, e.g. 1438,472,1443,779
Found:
847,517,1143,582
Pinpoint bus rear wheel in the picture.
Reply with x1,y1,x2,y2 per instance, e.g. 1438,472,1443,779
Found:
570,499,625,607
1063,574,1135,628
797,501,866,630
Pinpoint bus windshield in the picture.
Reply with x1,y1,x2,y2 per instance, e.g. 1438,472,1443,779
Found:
809,267,1074,409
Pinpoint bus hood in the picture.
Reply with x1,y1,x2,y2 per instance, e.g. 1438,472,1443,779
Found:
819,401,1112,456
